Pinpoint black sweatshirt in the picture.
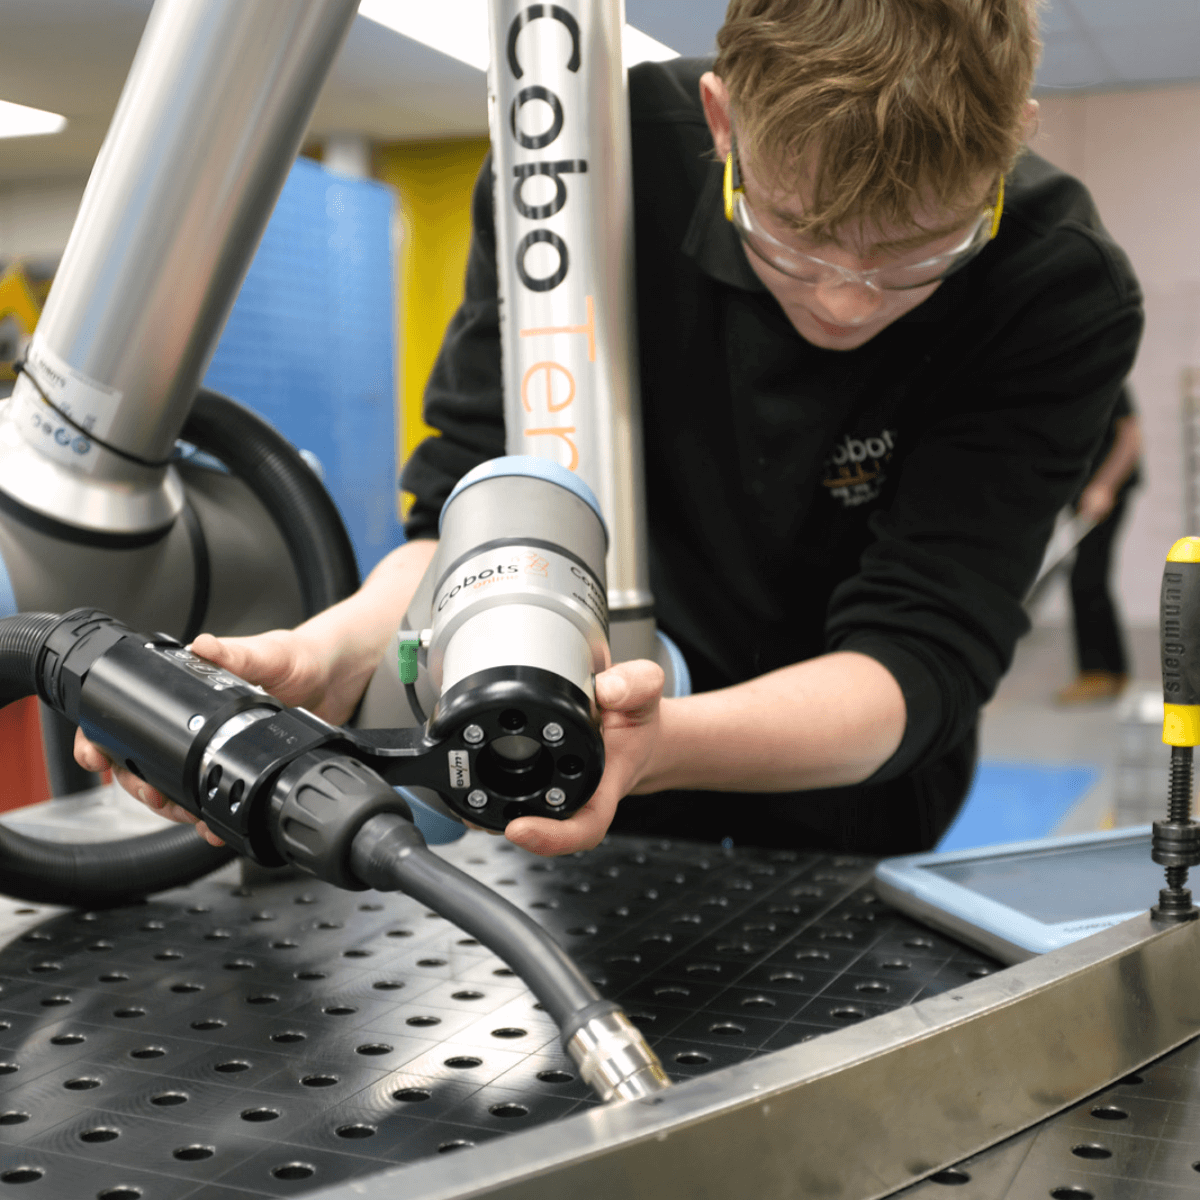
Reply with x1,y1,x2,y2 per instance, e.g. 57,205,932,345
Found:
401,58,1143,853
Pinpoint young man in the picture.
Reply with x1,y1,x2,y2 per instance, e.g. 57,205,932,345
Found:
80,0,1142,859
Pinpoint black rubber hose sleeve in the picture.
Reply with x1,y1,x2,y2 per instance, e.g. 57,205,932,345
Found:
0,821,233,906
349,813,604,1029
182,389,361,617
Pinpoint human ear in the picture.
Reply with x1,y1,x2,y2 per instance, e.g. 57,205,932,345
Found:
699,72,733,160
1021,98,1041,143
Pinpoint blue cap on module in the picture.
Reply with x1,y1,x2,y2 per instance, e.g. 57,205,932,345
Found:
438,455,608,546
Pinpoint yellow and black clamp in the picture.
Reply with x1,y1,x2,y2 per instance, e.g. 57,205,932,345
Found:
1155,537,1200,921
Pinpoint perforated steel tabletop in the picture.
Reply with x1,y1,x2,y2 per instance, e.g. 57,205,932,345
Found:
0,832,1193,1200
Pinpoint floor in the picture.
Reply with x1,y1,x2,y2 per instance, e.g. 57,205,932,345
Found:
977,621,1163,837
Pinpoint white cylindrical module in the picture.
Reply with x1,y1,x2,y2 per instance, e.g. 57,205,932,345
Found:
487,0,655,652
419,457,610,828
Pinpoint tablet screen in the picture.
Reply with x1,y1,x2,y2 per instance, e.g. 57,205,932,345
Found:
925,838,1160,925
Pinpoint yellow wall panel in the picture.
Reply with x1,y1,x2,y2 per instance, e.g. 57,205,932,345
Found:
375,138,490,517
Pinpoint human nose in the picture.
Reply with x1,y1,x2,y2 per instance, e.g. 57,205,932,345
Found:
810,275,884,327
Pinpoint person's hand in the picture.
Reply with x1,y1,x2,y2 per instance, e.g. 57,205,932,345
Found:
72,624,361,846
1077,481,1116,524
504,659,666,856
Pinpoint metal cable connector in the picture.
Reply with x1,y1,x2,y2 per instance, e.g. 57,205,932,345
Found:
566,1009,672,1102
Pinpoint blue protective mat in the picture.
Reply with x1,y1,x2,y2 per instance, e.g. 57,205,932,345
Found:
936,760,1100,851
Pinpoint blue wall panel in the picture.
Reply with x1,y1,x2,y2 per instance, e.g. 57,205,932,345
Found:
203,157,402,578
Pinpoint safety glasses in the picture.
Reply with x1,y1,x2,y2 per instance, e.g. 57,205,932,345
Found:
723,135,1004,292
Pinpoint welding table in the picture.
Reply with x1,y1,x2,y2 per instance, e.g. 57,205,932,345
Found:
2,797,1199,1200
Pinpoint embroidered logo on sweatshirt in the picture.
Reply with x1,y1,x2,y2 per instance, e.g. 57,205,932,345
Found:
822,429,897,508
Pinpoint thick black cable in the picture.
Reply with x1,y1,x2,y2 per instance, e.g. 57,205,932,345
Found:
349,813,610,1031
182,390,360,617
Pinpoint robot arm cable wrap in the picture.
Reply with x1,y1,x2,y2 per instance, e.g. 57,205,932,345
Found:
0,611,234,906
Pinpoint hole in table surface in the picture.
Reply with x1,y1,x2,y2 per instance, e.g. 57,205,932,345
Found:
438,1139,474,1153
489,1102,529,1119
272,1032,307,1044
1071,1144,1112,1160
1049,1189,1093,1199
1090,1105,1128,1121
444,1056,483,1069
394,1088,431,1103
272,1164,315,1181
80,1128,120,1143
929,1168,970,1185
173,1146,214,1161
150,1093,188,1107
337,1124,376,1139
0,1168,43,1184
241,1108,280,1122
0,1113,30,1126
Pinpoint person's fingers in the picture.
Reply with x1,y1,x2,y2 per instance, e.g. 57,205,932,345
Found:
505,781,620,856
73,727,111,774
595,659,664,714
72,703,223,848
194,821,225,848
190,631,294,691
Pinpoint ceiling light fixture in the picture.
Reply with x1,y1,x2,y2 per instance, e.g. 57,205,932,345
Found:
0,99,67,140
358,0,677,71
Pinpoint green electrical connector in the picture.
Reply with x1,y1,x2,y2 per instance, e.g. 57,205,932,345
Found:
398,635,420,685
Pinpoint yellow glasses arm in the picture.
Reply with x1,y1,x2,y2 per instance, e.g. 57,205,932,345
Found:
723,151,742,223
989,175,1006,240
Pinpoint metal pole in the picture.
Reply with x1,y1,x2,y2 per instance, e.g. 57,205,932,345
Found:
0,0,360,535
487,0,656,660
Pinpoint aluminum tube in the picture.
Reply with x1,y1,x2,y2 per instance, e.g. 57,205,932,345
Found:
0,0,358,532
487,0,654,629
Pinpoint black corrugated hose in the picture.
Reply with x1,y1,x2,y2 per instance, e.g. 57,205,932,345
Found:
0,612,232,904
183,389,361,616
0,392,363,906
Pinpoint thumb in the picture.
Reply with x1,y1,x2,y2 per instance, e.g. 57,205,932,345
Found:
190,632,292,691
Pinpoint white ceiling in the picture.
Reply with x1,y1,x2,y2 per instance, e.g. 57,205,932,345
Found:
0,0,1197,186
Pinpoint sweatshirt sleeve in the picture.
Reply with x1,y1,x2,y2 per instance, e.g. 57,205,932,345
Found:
400,153,506,540
827,224,1144,782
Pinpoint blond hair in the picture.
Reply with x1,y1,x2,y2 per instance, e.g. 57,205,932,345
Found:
714,0,1041,241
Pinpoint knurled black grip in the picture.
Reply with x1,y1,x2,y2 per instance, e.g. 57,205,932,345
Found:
1162,554,1200,708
